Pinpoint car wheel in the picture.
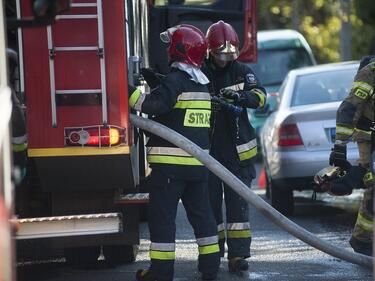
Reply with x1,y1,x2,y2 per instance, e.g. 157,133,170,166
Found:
270,181,294,216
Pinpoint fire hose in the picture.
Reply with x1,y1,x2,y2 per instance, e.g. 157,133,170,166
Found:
130,113,373,269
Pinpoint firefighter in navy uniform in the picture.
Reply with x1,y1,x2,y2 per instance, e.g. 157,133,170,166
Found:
128,24,220,281
328,55,375,255
202,21,266,272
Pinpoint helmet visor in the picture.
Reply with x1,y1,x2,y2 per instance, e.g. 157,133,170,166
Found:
211,51,239,62
160,26,179,44
210,41,239,61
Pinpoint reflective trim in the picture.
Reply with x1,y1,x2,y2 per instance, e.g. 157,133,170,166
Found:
354,88,370,100
150,250,175,260
336,125,354,136
147,155,203,166
251,88,266,107
196,235,218,246
353,81,373,93
174,100,211,109
129,88,142,108
218,230,225,240
227,230,252,239
363,172,374,184
178,92,211,101
134,93,146,112
227,222,250,231
13,142,27,152
354,128,372,136
236,139,257,154
198,244,220,255
217,223,225,232
357,213,373,232
223,83,244,92
238,147,257,161
183,109,211,128
150,242,175,252
149,147,193,157
12,134,27,144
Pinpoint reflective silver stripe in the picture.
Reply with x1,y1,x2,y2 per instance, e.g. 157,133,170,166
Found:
217,223,225,232
148,147,208,157
178,92,211,101
236,139,257,154
134,93,146,112
227,222,250,230
150,242,175,251
12,134,27,144
196,235,219,246
223,83,244,92
353,82,374,93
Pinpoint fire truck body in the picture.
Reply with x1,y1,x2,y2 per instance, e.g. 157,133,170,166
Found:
13,0,257,264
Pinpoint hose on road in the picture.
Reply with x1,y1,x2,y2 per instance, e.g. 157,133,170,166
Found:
130,114,373,269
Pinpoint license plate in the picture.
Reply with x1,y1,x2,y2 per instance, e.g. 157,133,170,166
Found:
329,128,336,142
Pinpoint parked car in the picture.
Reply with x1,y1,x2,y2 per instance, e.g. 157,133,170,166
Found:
260,61,359,215
247,29,316,137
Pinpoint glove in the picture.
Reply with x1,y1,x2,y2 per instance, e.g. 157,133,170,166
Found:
329,166,367,196
329,143,351,171
211,96,243,117
140,68,164,89
220,88,240,102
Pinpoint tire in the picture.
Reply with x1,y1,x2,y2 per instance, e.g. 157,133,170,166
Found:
265,168,271,199
270,180,294,216
103,244,139,266
64,246,101,268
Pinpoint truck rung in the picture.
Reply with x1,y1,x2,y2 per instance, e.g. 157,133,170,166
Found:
14,213,122,240
56,14,98,20
54,46,98,51
71,3,97,8
56,89,102,95
116,193,149,205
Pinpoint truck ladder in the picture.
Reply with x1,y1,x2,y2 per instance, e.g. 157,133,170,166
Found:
14,213,122,240
47,0,107,127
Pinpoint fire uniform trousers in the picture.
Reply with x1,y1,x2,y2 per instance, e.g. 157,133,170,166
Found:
335,61,375,249
129,68,220,280
203,60,266,258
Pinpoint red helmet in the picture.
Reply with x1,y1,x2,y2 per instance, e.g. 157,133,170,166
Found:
206,20,239,61
160,24,207,68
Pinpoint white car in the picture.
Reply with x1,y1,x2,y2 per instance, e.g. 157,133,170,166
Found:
260,61,360,215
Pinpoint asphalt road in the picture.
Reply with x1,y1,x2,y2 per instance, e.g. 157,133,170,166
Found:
17,186,373,281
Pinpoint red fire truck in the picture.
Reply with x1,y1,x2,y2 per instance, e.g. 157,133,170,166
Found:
12,0,257,266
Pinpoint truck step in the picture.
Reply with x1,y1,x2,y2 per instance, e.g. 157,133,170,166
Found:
14,213,122,240
115,193,149,205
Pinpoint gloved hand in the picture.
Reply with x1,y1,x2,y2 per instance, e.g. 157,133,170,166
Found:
220,88,240,102
140,68,164,89
211,96,243,117
329,143,351,171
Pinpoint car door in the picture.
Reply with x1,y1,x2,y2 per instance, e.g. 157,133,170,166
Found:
147,0,257,74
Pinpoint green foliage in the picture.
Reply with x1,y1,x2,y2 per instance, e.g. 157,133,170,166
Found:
258,0,375,63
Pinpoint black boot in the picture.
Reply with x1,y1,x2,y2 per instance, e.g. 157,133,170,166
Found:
349,237,373,256
136,269,172,281
228,257,249,273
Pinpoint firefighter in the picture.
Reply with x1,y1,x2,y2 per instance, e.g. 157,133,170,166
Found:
328,55,374,256
202,21,266,272
128,24,220,281
7,48,27,185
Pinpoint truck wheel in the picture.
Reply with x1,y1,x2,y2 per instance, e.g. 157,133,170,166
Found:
103,244,139,266
64,246,100,268
270,181,294,216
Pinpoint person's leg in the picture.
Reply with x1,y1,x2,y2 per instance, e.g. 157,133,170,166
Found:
208,171,225,257
137,170,184,281
224,165,254,271
182,179,220,279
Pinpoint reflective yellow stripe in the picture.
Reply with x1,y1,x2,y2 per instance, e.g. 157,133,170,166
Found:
150,250,175,260
354,128,372,136
12,142,27,152
28,146,130,157
129,89,142,108
354,88,370,100
198,244,220,255
357,213,373,232
336,125,354,136
147,155,203,166
218,230,225,240
363,172,374,184
238,146,257,161
227,230,252,239
251,89,266,107
183,109,211,128
174,100,211,109
353,82,373,92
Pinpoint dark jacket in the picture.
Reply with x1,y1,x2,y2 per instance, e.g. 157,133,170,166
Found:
203,59,266,170
129,68,211,179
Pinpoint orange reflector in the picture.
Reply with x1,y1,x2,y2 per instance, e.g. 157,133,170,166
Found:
109,128,120,145
258,167,266,189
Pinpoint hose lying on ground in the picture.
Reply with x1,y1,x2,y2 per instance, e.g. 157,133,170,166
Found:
130,114,373,269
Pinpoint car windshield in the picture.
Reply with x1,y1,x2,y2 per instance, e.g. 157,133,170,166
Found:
249,47,313,86
291,67,357,107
